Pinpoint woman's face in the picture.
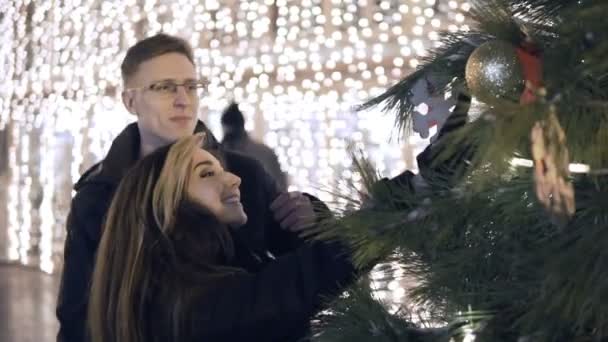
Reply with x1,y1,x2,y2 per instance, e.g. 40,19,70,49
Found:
186,148,247,227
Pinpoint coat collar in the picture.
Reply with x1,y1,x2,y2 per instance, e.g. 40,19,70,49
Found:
74,120,218,190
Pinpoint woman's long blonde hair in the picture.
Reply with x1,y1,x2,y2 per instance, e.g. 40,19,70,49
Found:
88,133,236,342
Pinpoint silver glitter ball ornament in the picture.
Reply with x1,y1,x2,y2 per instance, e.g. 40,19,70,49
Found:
465,40,525,104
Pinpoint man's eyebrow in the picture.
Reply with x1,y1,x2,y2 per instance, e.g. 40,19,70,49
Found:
153,78,197,83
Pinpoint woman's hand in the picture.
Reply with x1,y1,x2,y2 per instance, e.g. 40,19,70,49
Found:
270,191,316,233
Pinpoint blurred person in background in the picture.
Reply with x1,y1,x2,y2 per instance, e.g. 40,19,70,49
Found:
221,102,288,191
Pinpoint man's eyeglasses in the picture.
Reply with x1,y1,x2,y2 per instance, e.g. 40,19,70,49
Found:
126,79,209,97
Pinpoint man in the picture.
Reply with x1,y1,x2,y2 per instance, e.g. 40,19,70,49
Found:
56,33,317,342
221,102,288,191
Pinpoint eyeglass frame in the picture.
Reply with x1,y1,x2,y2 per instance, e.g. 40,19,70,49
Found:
124,78,210,97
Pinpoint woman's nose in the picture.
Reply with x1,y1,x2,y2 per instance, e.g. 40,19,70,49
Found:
225,172,241,188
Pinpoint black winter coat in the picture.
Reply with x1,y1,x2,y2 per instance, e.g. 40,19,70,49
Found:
145,236,354,342
56,122,330,342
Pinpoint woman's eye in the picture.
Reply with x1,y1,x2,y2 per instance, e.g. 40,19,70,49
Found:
200,171,215,178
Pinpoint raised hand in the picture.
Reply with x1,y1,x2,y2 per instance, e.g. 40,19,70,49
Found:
270,191,316,233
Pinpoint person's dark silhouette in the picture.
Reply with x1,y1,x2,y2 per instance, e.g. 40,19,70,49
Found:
221,103,287,191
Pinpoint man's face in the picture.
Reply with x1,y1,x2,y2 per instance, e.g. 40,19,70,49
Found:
123,52,200,145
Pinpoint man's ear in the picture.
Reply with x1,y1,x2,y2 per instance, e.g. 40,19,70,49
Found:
122,91,137,116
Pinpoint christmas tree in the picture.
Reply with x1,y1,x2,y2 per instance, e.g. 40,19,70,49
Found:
314,0,608,341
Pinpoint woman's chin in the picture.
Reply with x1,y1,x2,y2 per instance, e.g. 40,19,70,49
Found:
226,212,247,228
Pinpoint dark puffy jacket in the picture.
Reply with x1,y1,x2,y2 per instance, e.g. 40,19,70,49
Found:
56,122,320,342
144,235,354,342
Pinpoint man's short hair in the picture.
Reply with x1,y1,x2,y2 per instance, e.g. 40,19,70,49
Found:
121,33,195,84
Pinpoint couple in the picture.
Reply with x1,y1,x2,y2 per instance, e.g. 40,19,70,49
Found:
58,32,471,342
87,133,356,342
57,33,360,342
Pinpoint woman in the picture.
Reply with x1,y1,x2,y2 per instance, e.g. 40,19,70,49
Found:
87,133,355,342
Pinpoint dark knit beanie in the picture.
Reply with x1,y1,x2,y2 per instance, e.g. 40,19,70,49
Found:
221,102,245,128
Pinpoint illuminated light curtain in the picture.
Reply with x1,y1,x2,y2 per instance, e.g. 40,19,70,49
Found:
0,0,469,275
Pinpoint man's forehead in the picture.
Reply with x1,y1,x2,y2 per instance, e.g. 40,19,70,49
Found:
132,53,197,83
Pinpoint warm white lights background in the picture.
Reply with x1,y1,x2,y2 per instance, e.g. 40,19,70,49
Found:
0,0,469,296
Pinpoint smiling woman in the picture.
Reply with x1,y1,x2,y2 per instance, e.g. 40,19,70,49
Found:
186,141,248,227
87,133,357,342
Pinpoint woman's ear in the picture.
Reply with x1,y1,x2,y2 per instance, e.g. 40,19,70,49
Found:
122,91,137,116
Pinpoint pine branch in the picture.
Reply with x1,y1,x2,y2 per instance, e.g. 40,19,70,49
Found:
314,285,452,342
323,1,608,340
320,161,608,334
356,32,487,135
520,177,608,339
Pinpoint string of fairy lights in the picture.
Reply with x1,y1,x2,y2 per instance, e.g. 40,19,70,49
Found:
1,2,469,315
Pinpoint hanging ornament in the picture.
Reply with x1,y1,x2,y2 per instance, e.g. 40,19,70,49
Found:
465,40,525,105
410,75,459,139
515,41,543,105
530,105,575,227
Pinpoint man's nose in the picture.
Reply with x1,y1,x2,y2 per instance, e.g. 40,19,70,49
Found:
173,86,191,107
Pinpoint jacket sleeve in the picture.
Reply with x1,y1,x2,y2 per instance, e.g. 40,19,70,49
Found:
186,240,355,341
364,93,472,212
251,157,307,257
56,186,111,342
416,91,473,189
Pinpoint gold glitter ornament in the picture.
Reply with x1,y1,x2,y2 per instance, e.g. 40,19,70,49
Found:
465,40,525,105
